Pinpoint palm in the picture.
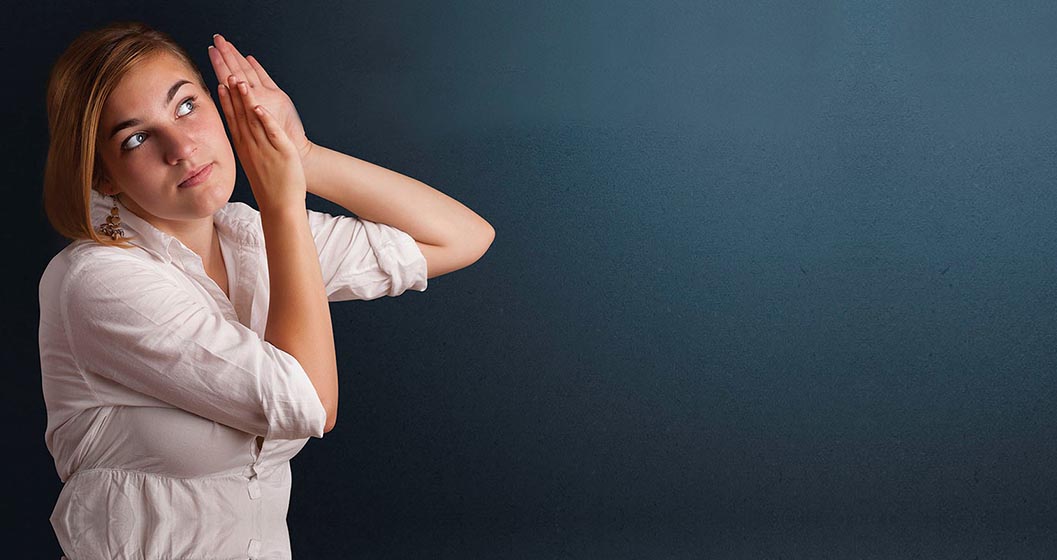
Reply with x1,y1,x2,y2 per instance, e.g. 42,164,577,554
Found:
208,34,312,161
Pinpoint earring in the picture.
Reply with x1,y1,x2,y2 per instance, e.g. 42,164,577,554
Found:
98,194,125,240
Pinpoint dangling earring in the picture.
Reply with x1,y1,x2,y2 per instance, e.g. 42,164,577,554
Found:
98,194,125,240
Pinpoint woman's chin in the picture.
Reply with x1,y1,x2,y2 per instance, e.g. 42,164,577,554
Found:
191,180,234,212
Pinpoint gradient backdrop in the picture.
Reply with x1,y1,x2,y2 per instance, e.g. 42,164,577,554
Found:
10,1,1057,558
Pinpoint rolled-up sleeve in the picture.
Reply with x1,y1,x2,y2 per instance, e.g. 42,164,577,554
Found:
306,208,428,302
61,254,327,440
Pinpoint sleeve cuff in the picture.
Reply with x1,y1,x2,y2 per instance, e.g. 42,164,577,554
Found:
258,343,328,439
362,220,429,297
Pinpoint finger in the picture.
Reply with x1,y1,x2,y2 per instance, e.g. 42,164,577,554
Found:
236,80,270,145
252,104,295,154
212,34,245,76
245,54,278,89
213,33,258,87
207,44,233,85
216,84,240,145
225,76,245,142
226,75,252,146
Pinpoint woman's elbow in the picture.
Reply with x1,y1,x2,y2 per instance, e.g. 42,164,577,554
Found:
321,399,338,434
323,409,337,434
466,220,495,262
424,223,494,277
453,226,494,271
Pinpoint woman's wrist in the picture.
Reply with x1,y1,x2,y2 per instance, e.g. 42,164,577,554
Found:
258,197,307,221
299,138,317,166
299,140,319,194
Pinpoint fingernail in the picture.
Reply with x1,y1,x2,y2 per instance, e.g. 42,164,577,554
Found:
213,33,220,38
208,45,215,50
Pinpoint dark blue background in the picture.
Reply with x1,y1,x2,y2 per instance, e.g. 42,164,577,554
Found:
11,1,1057,557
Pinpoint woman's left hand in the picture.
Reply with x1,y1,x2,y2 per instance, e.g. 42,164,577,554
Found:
208,34,314,162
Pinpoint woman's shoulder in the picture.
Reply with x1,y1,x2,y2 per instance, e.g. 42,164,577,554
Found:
54,238,154,268
41,240,162,297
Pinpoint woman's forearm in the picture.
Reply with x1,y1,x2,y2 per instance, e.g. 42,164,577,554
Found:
301,143,494,255
260,203,339,433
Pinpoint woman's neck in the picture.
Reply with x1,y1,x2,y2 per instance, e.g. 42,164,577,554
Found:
117,194,220,267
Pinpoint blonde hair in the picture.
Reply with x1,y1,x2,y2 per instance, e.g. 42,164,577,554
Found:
43,21,209,248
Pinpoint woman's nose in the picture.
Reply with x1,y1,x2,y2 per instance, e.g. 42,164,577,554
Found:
164,129,198,165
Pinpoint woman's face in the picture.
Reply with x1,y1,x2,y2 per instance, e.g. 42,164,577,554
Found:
96,51,235,228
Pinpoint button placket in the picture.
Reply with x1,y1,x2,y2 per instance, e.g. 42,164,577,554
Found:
174,250,240,322
247,432,269,500
234,235,259,327
247,462,261,499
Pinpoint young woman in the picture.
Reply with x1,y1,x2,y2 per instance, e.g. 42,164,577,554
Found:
39,21,493,559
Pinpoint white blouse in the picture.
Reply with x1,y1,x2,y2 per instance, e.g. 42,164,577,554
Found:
40,189,427,559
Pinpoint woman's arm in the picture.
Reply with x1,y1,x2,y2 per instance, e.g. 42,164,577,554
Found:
260,204,338,432
208,33,494,279
217,75,338,433
301,143,495,279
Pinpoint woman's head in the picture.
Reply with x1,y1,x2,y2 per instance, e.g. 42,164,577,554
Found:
43,21,235,247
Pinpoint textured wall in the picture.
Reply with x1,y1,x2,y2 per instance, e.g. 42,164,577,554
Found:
18,1,1057,557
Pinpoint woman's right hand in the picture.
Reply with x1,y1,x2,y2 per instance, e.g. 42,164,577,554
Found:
217,74,306,213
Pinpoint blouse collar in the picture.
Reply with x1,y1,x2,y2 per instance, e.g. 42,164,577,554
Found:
89,188,251,265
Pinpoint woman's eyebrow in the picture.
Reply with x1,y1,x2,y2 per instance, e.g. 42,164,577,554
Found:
107,80,192,140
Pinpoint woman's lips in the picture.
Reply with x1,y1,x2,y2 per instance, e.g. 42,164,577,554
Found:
179,163,213,188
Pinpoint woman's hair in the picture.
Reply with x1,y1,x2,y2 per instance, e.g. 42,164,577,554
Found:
43,21,209,248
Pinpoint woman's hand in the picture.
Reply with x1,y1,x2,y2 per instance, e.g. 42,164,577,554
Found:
217,74,307,214
208,34,314,162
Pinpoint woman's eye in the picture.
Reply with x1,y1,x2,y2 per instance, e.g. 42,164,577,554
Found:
120,96,198,152
122,132,147,151
177,96,196,117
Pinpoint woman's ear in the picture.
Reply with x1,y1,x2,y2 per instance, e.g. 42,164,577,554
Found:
93,157,120,196
97,173,120,196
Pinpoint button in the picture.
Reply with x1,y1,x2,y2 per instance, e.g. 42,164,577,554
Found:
247,538,262,558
